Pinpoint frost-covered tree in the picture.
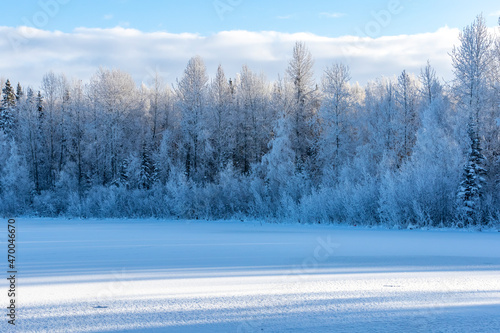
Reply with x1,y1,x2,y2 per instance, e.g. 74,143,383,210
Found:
177,56,209,181
0,80,16,135
40,72,60,188
451,15,493,224
66,81,87,196
139,142,158,190
318,63,352,183
381,86,461,228
36,91,44,121
155,128,175,184
0,140,32,215
18,88,41,194
420,61,442,107
451,14,493,123
233,65,272,174
152,83,178,184
493,19,500,197
209,65,233,174
117,158,130,188
395,70,419,164
0,21,498,223
261,112,297,205
363,78,400,170
286,41,318,172
16,83,23,101
58,79,72,173
147,71,163,143
451,14,495,158
88,68,140,184
457,125,487,226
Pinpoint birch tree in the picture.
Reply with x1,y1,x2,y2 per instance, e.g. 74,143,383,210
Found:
286,42,318,173
177,56,209,181
318,63,352,182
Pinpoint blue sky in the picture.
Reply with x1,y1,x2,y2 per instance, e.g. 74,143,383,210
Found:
0,1,499,87
4,0,499,36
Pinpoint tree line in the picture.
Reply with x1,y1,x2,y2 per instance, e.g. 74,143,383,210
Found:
0,15,499,227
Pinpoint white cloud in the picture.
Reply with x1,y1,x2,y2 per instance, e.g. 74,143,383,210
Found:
488,10,500,17
103,14,114,20
0,26,463,88
319,12,346,19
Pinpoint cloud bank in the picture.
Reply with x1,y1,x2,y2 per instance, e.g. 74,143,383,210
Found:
0,26,462,88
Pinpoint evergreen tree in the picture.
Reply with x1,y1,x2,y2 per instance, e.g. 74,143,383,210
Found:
139,143,158,190
457,125,487,226
0,80,16,134
36,91,44,121
2,80,16,108
395,70,419,163
16,83,23,101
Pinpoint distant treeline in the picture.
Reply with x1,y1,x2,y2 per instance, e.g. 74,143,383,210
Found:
0,15,499,228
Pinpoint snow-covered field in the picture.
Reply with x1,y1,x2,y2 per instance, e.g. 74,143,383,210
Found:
2,219,500,332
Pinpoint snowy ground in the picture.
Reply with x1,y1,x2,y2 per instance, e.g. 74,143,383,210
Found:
1,218,500,332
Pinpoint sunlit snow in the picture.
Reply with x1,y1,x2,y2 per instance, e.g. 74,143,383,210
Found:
3,219,500,332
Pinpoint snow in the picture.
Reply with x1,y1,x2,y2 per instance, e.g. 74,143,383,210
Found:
2,219,500,332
